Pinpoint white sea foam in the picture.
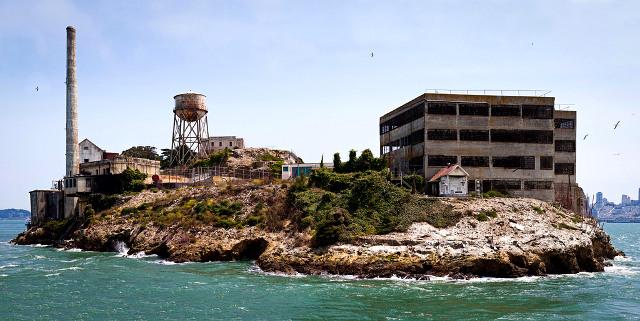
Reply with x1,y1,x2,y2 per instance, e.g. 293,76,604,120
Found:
0,274,8,277
57,248,83,252
0,264,18,269
28,244,50,248
614,255,633,262
56,266,83,271
604,265,638,276
45,273,60,277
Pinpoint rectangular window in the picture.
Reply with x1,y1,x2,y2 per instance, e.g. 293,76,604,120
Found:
555,140,576,152
555,118,575,129
490,129,553,144
492,156,535,169
522,105,554,119
380,103,425,134
84,159,89,163
524,181,553,190
483,180,522,191
459,103,489,116
83,146,89,150
555,163,575,175
427,102,457,115
491,105,520,117
408,156,424,173
461,156,490,167
540,156,553,170
283,167,289,172
427,129,457,140
428,155,458,167
459,130,489,141
229,142,233,146
219,142,222,146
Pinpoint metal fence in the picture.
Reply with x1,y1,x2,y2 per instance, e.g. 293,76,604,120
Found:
159,166,276,185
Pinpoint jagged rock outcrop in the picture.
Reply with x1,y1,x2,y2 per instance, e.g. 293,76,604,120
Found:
13,189,621,279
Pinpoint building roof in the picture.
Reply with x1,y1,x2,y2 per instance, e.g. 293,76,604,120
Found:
79,138,104,151
429,164,469,182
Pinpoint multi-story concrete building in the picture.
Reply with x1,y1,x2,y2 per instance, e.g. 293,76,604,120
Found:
380,92,581,211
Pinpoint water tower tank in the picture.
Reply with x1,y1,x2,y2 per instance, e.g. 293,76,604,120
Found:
173,93,207,122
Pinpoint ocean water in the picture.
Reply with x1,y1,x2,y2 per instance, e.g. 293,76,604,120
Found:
1,220,639,321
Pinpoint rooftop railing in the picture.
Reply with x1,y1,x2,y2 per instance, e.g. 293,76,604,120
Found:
425,89,553,97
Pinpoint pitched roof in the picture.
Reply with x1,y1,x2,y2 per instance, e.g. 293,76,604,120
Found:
428,164,469,182
79,138,104,151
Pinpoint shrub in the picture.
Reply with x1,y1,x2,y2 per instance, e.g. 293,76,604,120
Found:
532,205,545,214
244,215,264,227
476,212,489,221
483,190,506,198
88,194,119,212
43,219,69,234
483,208,498,218
299,216,315,229
121,207,139,216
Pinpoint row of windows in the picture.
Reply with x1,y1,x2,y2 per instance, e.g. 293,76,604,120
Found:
467,180,554,191
425,129,555,144
380,130,424,154
380,102,565,135
380,103,425,134
426,102,555,119
427,155,573,173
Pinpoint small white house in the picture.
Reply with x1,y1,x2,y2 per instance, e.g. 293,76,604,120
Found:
429,164,469,196
79,139,104,163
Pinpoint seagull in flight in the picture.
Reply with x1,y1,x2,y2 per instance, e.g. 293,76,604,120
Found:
583,134,589,140
35,86,38,92
370,52,374,58
614,121,620,129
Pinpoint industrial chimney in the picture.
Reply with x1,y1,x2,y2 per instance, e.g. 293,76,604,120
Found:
65,26,79,177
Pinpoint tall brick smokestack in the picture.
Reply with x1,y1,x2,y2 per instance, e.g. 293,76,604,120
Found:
65,26,78,177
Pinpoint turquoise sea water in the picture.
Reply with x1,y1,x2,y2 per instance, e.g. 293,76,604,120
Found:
1,220,639,321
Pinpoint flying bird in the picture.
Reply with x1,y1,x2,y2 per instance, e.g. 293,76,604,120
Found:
370,52,374,58
35,86,38,92
531,42,534,46
583,134,589,140
614,121,620,129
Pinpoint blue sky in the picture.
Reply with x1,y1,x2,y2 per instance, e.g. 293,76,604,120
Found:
1,0,639,209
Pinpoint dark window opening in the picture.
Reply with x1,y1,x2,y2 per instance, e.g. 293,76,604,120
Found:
460,130,489,141
427,102,457,115
490,129,553,144
380,130,424,154
492,156,535,169
427,129,457,140
540,156,553,170
84,159,89,163
408,156,424,174
491,105,521,117
555,163,575,175
525,181,553,190
522,105,554,119
461,156,489,167
380,103,425,134
468,180,476,192
459,103,489,116
483,180,521,192
555,140,576,152
555,118,575,129
428,155,458,167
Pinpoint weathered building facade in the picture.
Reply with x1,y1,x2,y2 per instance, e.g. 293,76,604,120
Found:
380,92,580,211
202,136,245,152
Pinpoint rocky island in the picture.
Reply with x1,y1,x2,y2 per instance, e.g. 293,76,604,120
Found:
13,166,622,279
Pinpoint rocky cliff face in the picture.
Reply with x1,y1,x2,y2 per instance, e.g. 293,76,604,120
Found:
13,185,621,279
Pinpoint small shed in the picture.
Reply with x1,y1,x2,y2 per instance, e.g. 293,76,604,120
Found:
429,164,469,196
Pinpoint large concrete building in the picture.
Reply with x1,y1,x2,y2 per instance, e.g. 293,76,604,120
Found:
379,92,581,211
202,136,245,152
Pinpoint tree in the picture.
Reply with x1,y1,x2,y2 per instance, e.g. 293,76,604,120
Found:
122,146,160,160
320,154,324,168
344,149,357,172
333,153,342,172
356,149,375,172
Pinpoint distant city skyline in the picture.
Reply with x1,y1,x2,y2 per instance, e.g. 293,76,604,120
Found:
1,1,640,209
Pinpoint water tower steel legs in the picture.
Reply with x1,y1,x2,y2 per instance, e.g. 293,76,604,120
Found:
170,113,210,166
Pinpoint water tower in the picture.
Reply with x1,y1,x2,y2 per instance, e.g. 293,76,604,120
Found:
170,92,210,166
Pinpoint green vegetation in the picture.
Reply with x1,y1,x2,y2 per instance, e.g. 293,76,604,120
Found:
42,219,70,235
87,194,119,212
482,190,507,198
120,168,147,192
556,222,579,231
121,146,161,160
531,205,545,214
476,212,489,221
193,148,231,167
287,169,457,247
332,149,386,174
